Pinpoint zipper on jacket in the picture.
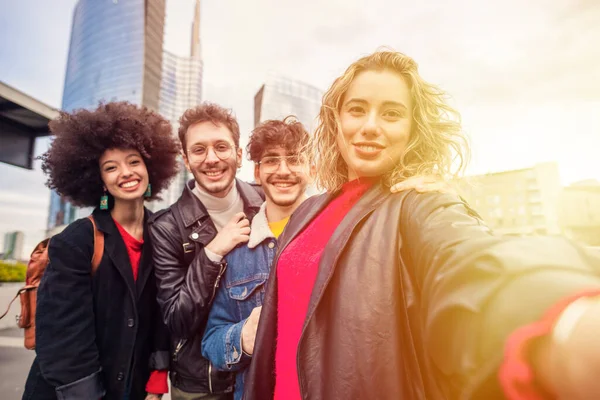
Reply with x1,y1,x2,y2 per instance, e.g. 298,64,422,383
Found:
210,261,227,304
173,339,187,362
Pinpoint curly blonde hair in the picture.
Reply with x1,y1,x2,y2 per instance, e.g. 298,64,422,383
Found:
312,50,470,192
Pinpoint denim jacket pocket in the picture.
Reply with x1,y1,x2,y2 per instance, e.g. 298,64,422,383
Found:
228,278,267,318
228,278,266,301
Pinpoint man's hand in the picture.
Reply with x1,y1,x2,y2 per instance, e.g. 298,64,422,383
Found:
145,394,162,400
389,174,456,195
205,212,250,257
241,306,262,355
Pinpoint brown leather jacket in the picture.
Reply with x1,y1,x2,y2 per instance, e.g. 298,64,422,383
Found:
244,182,600,400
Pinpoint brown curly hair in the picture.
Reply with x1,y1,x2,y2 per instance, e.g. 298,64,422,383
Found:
178,102,241,154
247,116,310,162
40,101,180,207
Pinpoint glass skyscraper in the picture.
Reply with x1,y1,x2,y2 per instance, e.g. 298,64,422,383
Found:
150,0,204,211
47,0,166,232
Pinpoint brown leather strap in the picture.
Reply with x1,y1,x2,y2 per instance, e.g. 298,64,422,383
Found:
0,291,21,320
0,286,35,320
87,215,105,275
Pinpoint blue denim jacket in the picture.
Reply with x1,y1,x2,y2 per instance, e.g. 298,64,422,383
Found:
202,203,277,400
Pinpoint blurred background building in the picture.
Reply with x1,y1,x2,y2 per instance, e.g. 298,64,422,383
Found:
458,162,562,236
457,162,600,246
254,75,322,133
1,231,25,261
559,179,600,246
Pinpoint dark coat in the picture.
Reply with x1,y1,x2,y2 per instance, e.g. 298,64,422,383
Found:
244,183,600,400
148,179,263,394
23,208,169,400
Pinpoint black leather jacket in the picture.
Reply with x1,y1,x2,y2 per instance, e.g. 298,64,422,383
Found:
245,183,600,400
149,179,263,394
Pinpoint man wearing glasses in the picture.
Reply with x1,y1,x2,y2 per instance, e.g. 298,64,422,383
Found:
149,103,264,400
201,116,312,400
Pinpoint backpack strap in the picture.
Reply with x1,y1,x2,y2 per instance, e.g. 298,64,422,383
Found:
0,290,21,320
0,285,36,320
87,215,105,275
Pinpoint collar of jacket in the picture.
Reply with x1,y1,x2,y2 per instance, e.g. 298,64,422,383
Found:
178,178,264,228
91,207,154,299
92,206,152,236
247,202,275,249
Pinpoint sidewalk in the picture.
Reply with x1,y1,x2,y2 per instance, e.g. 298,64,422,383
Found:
0,283,22,330
0,328,35,400
0,282,172,399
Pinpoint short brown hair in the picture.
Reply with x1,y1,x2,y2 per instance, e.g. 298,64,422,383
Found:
40,101,180,207
247,116,310,162
178,102,240,153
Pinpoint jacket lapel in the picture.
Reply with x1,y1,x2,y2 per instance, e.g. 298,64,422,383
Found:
93,209,137,300
303,183,390,329
135,209,153,299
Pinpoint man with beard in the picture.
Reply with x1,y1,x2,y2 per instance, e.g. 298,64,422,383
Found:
201,117,313,400
149,103,264,399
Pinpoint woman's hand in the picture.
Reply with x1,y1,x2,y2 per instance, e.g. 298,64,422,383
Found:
145,394,163,400
534,297,600,399
390,174,456,194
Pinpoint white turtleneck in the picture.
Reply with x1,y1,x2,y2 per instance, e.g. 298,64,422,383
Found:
192,180,244,232
192,180,244,263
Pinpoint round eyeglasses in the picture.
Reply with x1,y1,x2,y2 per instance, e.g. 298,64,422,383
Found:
187,143,235,163
257,155,307,174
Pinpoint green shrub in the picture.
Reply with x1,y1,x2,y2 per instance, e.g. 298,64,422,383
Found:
0,261,27,282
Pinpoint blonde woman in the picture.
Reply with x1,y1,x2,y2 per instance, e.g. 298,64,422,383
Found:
244,51,600,399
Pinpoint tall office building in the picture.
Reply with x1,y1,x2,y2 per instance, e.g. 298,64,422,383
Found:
254,75,323,133
47,0,166,233
150,0,204,211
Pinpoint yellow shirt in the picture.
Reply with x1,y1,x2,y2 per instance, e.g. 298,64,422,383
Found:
268,216,290,239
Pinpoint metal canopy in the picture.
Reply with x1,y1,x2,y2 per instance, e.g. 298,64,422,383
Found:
0,81,59,169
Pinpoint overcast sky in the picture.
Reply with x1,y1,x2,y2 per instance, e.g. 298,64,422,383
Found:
1,0,599,255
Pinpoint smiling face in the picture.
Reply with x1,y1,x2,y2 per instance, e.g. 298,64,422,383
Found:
254,146,310,209
182,121,242,198
99,148,149,204
337,69,413,181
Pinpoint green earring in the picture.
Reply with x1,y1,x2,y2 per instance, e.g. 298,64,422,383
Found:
100,190,108,210
144,184,152,198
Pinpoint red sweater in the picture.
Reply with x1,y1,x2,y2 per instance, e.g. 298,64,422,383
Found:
269,182,594,399
274,178,374,400
114,220,168,395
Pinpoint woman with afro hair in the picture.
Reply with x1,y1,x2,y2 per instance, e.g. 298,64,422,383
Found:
23,101,180,400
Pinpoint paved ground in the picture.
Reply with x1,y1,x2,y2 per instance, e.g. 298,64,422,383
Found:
0,328,35,400
0,327,171,400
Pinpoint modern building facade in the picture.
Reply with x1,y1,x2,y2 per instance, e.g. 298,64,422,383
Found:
47,0,166,232
254,75,323,133
458,162,563,236
150,0,203,211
